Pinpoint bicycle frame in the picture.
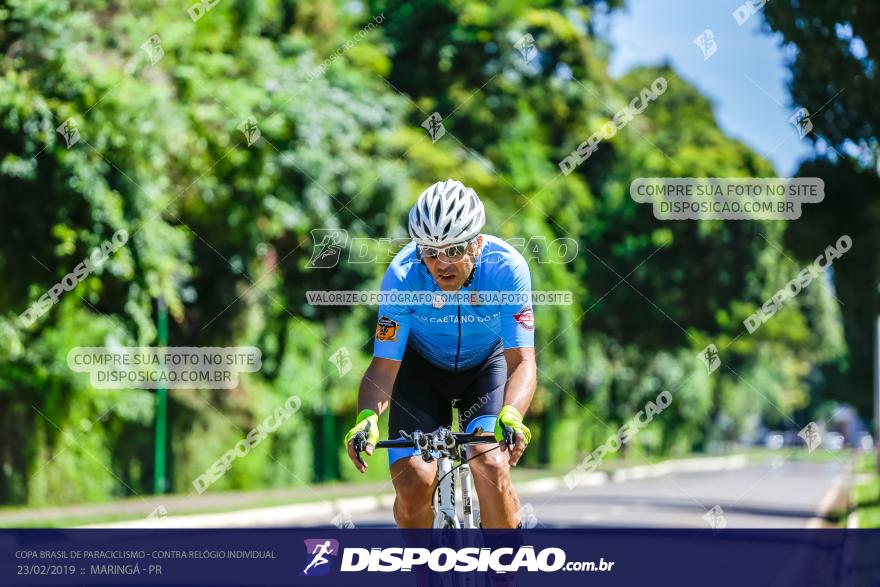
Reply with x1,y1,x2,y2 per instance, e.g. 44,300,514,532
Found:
432,437,479,529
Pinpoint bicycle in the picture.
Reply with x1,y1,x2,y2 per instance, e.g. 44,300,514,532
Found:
352,400,515,529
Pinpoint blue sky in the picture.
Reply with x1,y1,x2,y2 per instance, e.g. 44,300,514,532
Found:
603,0,814,175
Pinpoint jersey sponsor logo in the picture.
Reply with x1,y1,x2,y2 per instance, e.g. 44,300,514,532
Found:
514,305,534,331
376,316,399,341
428,314,494,324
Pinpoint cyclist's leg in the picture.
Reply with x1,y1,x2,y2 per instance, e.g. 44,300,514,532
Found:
387,346,452,528
459,344,522,528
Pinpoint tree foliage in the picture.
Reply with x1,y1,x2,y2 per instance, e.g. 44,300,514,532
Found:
762,0,879,415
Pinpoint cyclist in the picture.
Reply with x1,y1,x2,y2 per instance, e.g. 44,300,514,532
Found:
344,179,537,529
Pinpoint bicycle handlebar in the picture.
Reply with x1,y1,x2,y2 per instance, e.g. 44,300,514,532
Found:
351,423,516,466
375,433,499,449
374,438,416,449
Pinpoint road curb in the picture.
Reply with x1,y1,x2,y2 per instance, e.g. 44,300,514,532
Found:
806,474,848,528
86,454,750,528
87,494,396,529
518,472,608,494
846,511,859,528
609,454,749,483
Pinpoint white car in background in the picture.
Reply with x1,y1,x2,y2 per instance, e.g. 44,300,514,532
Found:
763,431,784,450
825,432,845,451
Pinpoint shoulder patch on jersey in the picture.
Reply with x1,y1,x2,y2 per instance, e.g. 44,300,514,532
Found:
376,316,399,341
514,305,534,331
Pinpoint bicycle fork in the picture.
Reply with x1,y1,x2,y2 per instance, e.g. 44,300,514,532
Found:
459,461,479,528
433,455,459,528
433,456,479,528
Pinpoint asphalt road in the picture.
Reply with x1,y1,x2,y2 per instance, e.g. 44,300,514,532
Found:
321,458,849,529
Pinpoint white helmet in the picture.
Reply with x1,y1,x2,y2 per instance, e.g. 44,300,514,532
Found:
408,179,485,246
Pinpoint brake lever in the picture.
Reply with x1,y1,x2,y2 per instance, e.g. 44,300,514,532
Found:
503,425,515,448
353,433,366,467
353,421,372,467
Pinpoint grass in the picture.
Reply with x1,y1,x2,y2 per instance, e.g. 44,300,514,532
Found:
850,452,880,528
742,446,856,464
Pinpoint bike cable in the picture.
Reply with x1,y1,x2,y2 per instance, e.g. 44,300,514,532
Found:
431,444,502,510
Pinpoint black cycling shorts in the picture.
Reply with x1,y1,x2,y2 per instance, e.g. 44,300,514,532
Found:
386,343,506,467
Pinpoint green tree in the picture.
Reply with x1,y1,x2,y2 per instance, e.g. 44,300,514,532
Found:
762,0,879,416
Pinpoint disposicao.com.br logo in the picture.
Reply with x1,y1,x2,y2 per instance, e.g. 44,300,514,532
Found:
300,538,614,574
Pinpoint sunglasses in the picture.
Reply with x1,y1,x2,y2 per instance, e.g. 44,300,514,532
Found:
418,239,476,260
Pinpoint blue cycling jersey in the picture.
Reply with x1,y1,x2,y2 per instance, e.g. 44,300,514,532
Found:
373,234,534,370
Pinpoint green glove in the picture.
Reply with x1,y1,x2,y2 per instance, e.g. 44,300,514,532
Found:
344,409,379,450
494,405,532,445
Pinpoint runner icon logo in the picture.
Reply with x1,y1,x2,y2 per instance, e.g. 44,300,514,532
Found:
301,539,339,577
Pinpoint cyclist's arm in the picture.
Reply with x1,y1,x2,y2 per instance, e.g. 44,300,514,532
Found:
497,253,536,415
346,357,401,473
495,252,535,465
346,257,414,472
502,346,537,416
502,346,536,466
357,356,401,417
364,254,412,414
